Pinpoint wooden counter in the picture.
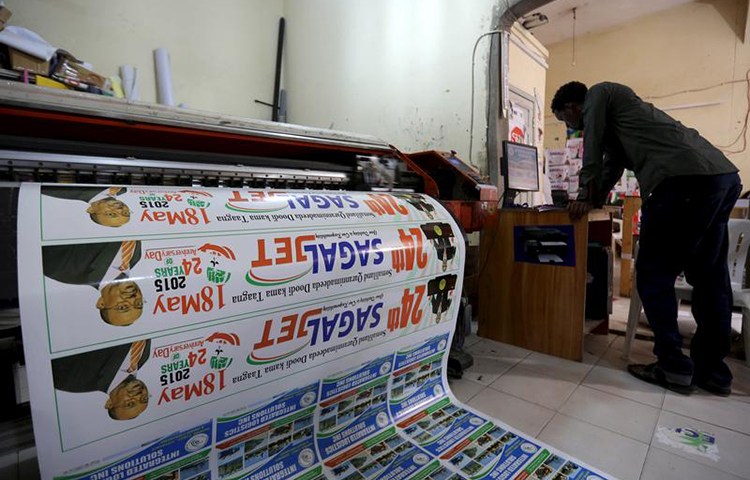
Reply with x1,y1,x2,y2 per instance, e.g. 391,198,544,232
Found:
478,209,611,361
619,196,642,297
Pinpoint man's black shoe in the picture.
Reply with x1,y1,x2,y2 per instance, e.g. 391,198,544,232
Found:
694,377,731,397
628,363,697,395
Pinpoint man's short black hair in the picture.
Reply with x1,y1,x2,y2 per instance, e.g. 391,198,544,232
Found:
551,81,588,112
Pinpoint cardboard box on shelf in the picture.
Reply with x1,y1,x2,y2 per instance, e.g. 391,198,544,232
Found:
9,47,49,76
545,149,566,167
52,55,109,90
568,175,580,195
565,137,583,160
568,158,583,174
548,165,569,184
0,6,12,31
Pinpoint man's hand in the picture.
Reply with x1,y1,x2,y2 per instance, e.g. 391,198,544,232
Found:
568,200,593,220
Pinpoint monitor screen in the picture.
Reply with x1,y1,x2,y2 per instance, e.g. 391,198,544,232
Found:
502,141,539,192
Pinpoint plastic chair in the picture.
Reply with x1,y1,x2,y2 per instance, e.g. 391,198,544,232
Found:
623,219,750,366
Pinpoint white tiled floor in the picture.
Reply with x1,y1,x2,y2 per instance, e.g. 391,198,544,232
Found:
451,331,750,480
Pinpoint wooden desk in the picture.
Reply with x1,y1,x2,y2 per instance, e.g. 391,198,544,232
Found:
478,209,611,361
619,196,642,297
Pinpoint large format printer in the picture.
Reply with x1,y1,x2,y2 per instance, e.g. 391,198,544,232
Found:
0,82,497,477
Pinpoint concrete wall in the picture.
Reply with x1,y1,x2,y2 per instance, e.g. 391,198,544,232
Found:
282,0,499,171
544,0,750,186
6,0,284,119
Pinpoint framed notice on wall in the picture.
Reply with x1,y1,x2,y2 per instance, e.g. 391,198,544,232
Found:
508,87,535,145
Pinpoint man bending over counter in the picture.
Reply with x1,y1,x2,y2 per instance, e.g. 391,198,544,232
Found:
552,81,740,396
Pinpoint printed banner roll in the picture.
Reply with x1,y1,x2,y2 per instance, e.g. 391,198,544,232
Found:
18,184,613,480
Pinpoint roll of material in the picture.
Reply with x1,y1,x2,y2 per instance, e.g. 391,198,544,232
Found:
18,184,614,480
118,65,139,101
0,26,57,61
153,48,174,106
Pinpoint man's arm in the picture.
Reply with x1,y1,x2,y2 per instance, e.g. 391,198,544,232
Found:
569,85,610,219
594,152,625,207
577,85,609,204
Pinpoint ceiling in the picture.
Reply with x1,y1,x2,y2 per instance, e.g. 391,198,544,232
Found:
524,0,696,46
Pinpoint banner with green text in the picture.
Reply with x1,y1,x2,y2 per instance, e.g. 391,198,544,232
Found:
19,184,613,480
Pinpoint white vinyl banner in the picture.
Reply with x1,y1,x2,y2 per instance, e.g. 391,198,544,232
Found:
18,184,613,480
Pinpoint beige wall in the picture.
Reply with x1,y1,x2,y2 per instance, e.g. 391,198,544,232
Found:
508,24,549,204
7,0,547,176
7,0,284,119
545,0,750,187
282,0,498,171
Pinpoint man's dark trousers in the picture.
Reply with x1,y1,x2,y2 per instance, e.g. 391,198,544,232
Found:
636,172,742,387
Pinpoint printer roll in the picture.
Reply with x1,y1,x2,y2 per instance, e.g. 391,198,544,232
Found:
153,48,174,106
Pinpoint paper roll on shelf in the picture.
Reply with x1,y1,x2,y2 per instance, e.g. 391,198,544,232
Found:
153,48,174,106
0,26,57,61
118,64,139,101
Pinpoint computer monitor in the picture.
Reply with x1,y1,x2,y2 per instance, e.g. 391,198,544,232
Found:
501,141,539,207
